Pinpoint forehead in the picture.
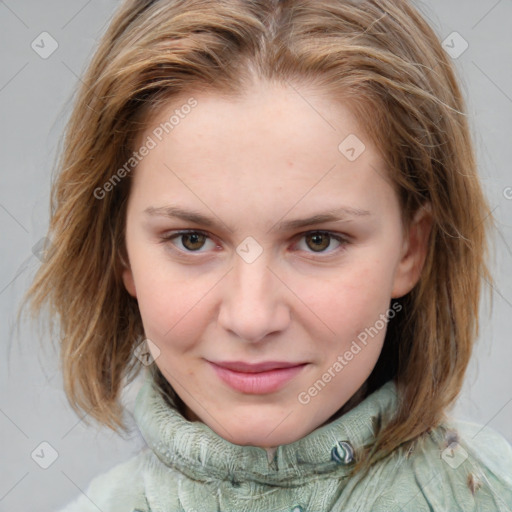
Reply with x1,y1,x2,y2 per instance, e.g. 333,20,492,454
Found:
129,81,397,223
137,79,371,154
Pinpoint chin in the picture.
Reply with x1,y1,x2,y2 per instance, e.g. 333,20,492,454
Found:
206,415,311,448
223,431,300,449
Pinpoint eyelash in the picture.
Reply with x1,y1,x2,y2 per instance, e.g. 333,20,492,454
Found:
158,230,350,259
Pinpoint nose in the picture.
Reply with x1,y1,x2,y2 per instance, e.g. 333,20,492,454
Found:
217,251,290,344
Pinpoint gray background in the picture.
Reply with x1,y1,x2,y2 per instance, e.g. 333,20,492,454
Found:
1,1,511,511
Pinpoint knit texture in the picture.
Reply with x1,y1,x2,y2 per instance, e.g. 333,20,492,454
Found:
57,372,512,511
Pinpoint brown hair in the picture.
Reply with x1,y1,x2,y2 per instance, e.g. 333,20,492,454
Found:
18,0,494,477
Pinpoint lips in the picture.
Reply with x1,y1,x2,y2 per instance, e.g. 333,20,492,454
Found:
208,360,308,394
210,360,306,373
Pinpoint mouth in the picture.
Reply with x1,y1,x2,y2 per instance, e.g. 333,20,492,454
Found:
207,360,309,394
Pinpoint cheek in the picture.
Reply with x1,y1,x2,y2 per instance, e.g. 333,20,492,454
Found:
133,265,215,350
303,258,396,338
124,228,223,352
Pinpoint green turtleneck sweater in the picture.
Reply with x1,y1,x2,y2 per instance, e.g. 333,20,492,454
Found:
57,374,512,511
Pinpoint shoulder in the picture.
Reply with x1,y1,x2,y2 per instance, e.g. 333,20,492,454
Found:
56,450,151,512
365,419,512,511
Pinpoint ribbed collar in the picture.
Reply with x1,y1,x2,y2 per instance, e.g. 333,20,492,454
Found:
134,373,398,486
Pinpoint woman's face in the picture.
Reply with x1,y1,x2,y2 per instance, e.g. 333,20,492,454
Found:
122,80,430,449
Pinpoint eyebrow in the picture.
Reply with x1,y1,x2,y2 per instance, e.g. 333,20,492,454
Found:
144,205,372,232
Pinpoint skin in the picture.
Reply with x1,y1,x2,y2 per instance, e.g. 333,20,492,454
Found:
121,79,432,461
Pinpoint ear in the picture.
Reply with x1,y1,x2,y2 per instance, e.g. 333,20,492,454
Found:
391,203,433,299
119,250,137,298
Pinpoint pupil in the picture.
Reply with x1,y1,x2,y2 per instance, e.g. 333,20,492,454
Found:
309,233,329,252
184,233,204,250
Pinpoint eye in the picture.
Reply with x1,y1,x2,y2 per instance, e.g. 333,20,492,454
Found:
159,230,217,253
159,230,350,258
294,231,349,257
